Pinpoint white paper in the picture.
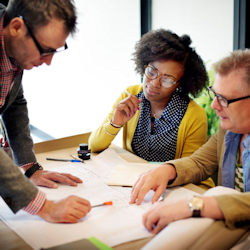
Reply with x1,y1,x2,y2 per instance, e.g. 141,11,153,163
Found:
203,185,240,196
106,162,158,186
0,147,207,250
0,164,153,249
83,148,128,182
142,218,214,250
93,147,126,164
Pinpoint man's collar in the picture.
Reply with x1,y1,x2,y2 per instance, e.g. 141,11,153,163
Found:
225,131,250,150
242,134,250,150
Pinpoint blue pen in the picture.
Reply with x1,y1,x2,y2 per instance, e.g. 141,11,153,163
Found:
46,157,82,163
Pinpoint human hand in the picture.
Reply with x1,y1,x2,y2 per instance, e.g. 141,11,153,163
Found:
37,195,91,223
30,170,83,188
112,93,141,127
143,199,191,234
130,164,177,205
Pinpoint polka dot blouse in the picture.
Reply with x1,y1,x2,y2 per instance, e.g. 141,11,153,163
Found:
131,90,189,162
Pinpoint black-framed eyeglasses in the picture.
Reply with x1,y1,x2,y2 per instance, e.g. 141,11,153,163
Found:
20,16,68,57
207,86,250,107
144,65,178,88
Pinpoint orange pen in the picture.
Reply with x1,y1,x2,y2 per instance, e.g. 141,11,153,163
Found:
92,201,113,208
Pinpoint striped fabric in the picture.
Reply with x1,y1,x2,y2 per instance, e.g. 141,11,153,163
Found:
0,15,21,108
235,149,244,192
21,162,34,169
23,190,46,215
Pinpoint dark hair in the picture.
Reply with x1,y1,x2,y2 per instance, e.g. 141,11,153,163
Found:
133,29,208,97
4,0,77,34
213,49,250,86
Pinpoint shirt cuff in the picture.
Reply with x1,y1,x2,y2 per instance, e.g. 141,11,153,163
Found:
20,162,35,171
23,190,46,215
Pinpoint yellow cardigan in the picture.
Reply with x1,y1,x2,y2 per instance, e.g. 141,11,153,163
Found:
89,84,208,159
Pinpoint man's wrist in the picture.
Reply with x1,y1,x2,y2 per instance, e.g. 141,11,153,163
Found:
163,163,177,182
23,190,46,215
188,196,204,217
36,199,50,217
24,163,43,178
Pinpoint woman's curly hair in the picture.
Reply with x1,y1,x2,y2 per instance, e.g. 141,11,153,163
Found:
133,29,208,97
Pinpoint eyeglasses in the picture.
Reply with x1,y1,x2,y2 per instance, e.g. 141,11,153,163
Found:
207,86,250,107
20,16,68,57
144,65,178,88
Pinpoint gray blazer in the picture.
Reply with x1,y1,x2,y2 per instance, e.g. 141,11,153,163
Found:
0,5,38,213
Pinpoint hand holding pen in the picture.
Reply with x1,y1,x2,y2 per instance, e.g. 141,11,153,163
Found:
111,89,141,128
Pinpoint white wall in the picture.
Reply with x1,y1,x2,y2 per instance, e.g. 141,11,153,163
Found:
23,0,234,142
152,0,234,68
23,0,140,141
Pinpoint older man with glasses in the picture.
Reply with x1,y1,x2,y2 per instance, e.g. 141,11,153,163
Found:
130,49,250,233
0,0,91,223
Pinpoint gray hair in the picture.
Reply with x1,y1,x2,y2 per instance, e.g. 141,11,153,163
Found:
213,49,250,86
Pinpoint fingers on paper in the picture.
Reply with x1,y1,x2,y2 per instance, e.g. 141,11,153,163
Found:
130,176,142,204
49,172,80,186
152,185,166,203
31,171,83,188
130,176,149,205
59,173,83,183
46,172,82,186
31,173,59,188
143,210,164,234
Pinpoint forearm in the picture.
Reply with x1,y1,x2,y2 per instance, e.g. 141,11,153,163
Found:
160,163,177,184
201,196,224,219
215,193,250,229
89,120,120,152
2,91,36,165
168,132,219,187
0,149,38,213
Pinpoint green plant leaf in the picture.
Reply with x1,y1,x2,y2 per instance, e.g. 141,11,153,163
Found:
194,69,220,137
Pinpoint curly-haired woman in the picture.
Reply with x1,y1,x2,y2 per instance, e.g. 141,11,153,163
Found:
89,29,213,188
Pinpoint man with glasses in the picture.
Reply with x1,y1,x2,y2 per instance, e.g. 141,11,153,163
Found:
130,49,250,233
0,0,91,222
